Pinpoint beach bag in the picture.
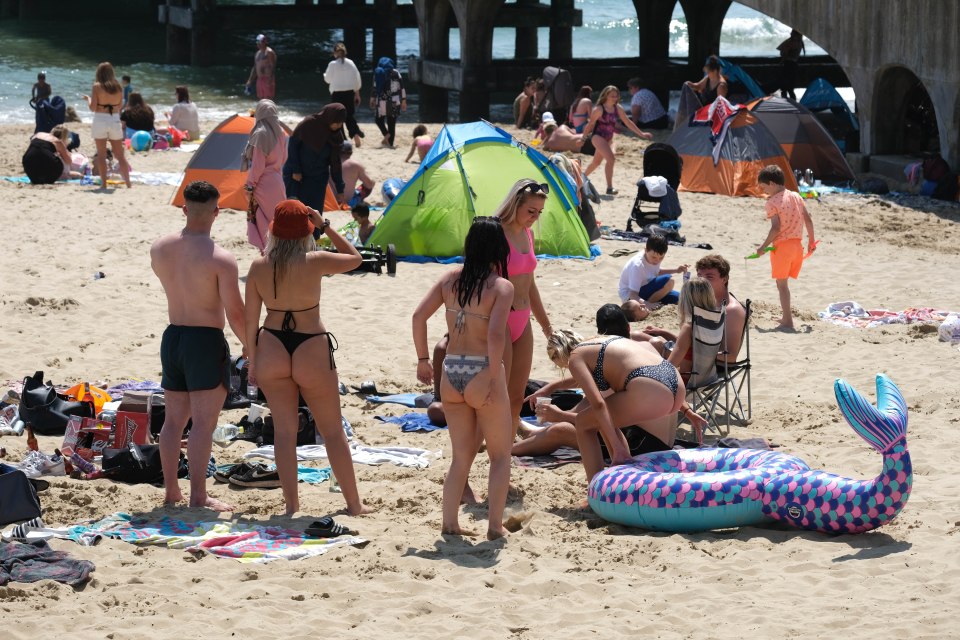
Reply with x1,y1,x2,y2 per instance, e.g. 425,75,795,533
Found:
0,470,43,527
260,409,317,447
101,443,186,485
19,371,95,435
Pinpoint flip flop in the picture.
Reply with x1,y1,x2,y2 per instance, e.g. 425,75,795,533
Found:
304,516,357,538
350,381,378,395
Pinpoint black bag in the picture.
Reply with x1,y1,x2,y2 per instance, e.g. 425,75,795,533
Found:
260,408,317,446
0,470,43,527
102,443,186,485
19,371,95,435
550,389,584,411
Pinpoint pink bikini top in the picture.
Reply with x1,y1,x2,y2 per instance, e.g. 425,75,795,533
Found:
506,227,537,276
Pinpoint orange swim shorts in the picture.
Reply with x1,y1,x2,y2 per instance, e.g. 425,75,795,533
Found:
769,238,803,280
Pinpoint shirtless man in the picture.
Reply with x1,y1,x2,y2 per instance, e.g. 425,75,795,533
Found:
540,122,585,153
245,34,277,100
644,254,746,363
150,181,247,511
338,141,375,207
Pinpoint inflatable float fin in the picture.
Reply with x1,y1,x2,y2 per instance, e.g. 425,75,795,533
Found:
834,374,907,454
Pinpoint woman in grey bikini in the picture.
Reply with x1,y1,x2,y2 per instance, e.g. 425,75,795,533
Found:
546,329,707,485
245,199,372,517
412,217,515,540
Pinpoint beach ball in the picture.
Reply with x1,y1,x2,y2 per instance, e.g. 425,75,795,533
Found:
131,130,153,152
382,177,406,203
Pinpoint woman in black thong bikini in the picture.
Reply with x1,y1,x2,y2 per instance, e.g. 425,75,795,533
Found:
244,199,372,517
546,329,707,484
412,217,515,540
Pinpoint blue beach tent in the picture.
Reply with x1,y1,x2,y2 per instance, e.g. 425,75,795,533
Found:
367,121,591,258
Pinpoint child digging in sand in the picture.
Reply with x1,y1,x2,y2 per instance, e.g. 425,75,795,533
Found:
618,234,689,321
404,124,433,163
756,164,817,330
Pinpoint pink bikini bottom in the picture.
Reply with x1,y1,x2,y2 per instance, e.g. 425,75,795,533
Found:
507,308,531,343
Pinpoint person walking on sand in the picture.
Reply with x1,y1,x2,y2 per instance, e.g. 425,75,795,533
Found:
756,165,816,330
244,199,373,517
150,180,247,512
412,217,514,540
324,42,364,148
581,85,653,195
246,34,277,100
82,61,131,189
242,99,288,253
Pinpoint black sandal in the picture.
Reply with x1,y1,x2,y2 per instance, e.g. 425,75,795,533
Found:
305,516,357,538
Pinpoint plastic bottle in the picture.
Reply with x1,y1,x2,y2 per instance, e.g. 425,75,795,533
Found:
247,382,259,401
26,426,39,451
329,472,341,493
683,270,691,284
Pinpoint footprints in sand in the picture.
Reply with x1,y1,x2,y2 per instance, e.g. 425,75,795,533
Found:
11,296,80,315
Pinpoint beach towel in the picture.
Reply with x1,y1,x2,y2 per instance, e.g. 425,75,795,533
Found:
69,512,366,563
244,442,437,469
364,393,420,407
375,413,447,433
0,540,95,586
513,446,582,469
818,301,958,329
2,171,181,186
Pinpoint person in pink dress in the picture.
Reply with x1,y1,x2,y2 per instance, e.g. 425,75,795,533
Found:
242,99,288,252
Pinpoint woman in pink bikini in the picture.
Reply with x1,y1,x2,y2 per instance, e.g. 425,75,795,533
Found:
495,179,554,435
581,85,653,195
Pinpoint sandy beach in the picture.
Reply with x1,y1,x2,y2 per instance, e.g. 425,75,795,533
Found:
2,116,959,639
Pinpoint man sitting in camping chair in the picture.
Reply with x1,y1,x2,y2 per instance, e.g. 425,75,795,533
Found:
645,254,745,365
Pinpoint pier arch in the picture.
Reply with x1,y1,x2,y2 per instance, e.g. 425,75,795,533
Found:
873,66,940,156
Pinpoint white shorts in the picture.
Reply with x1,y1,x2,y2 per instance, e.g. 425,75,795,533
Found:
91,112,123,141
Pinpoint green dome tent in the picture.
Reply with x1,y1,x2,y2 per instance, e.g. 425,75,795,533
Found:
367,121,591,258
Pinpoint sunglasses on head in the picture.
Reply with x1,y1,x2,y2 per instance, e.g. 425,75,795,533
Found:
520,182,549,196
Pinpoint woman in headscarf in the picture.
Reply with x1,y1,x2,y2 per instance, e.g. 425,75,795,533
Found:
243,99,288,252
282,103,347,215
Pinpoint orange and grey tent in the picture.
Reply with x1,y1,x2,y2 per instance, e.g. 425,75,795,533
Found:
668,108,798,198
171,114,338,211
747,96,855,184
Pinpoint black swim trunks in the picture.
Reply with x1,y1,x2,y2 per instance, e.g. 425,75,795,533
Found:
160,325,231,392
599,426,670,460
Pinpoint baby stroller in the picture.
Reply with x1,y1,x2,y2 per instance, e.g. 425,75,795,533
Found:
626,142,683,231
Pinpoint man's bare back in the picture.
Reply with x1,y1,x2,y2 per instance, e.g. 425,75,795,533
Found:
340,157,374,197
151,231,236,328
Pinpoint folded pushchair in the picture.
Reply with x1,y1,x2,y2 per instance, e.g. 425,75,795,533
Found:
30,96,66,134
626,142,683,231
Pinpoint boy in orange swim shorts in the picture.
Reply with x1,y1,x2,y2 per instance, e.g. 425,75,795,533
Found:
756,165,816,330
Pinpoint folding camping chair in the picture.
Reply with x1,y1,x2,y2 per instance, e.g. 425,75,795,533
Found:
681,299,753,438
681,304,726,442
626,142,683,231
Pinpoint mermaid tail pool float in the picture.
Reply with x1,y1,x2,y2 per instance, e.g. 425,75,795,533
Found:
587,374,911,534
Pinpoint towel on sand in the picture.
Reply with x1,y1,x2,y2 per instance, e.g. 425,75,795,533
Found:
244,442,438,469
375,413,447,432
0,540,95,585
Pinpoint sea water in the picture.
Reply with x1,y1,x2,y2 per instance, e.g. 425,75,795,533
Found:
0,0,841,126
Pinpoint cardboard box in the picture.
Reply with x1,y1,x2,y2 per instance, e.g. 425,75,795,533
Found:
114,411,150,448
117,390,152,414
63,416,110,455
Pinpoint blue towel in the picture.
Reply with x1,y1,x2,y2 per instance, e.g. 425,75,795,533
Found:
297,466,332,484
365,393,420,407
375,413,447,432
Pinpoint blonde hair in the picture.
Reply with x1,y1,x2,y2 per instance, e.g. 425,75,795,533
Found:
50,125,69,142
265,234,317,285
494,178,548,226
595,85,620,107
678,277,718,326
546,329,584,368
543,122,557,135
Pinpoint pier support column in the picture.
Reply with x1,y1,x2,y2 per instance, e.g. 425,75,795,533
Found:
515,0,539,59
190,0,217,67
344,0,367,64
0,0,19,19
549,0,574,60
679,0,731,74
414,0,452,121
164,1,192,65
452,0,501,121
373,0,398,65
633,0,676,105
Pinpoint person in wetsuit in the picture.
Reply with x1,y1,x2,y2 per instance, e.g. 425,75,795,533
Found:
244,199,372,517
